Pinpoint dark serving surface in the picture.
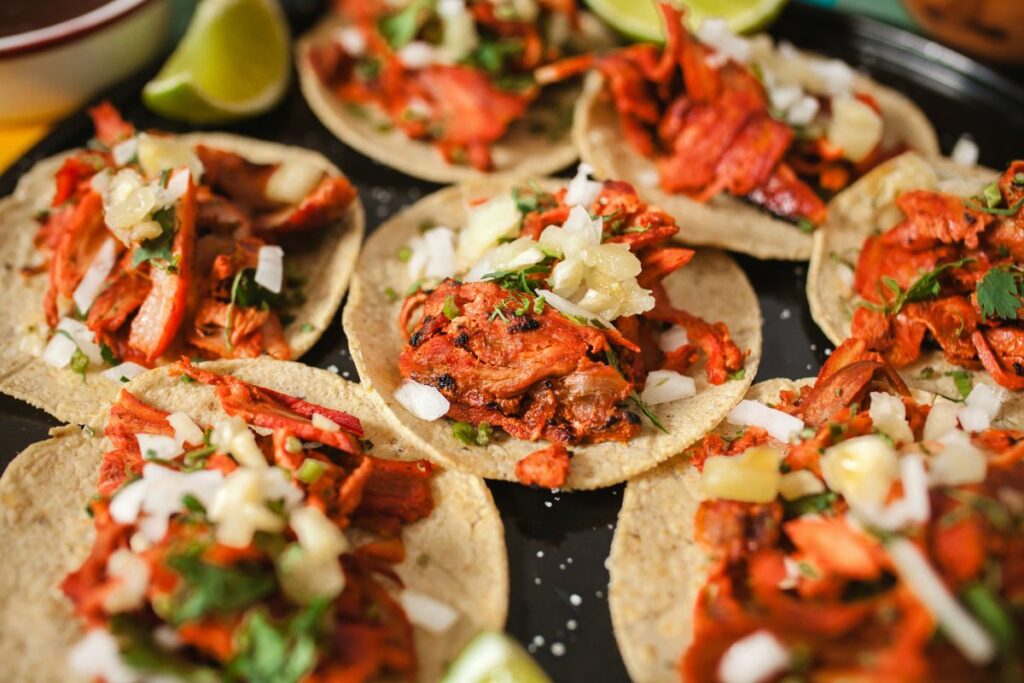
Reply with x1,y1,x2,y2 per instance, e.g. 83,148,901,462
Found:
1,4,1023,680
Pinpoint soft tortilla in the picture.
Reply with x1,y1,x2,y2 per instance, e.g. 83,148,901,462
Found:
343,179,763,490
574,53,940,261
610,375,1016,682
606,378,812,683
0,358,508,683
805,151,1024,423
296,15,580,184
0,133,365,427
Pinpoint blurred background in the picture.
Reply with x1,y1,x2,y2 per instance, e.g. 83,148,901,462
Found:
0,0,1021,170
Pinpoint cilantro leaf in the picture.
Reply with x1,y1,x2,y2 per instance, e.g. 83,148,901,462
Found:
228,599,329,683
165,545,276,624
946,370,973,400
378,0,433,48
977,268,1020,321
132,206,177,269
110,614,220,683
865,258,973,315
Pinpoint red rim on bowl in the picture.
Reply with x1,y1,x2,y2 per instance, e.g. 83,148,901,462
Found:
0,0,157,58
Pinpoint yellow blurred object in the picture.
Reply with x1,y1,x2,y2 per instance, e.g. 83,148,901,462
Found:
0,122,49,174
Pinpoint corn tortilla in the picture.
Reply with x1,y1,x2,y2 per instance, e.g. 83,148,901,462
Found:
0,133,365,426
343,179,763,490
296,15,581,184
0,358,508,683
805,151,1024,422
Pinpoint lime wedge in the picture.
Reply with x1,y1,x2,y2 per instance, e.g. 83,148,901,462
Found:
441,632,552,683
143,0,290,124
583,0,788,42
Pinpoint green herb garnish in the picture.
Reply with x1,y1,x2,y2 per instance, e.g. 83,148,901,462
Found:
977,268,1021,321
442,294,459,320
629,391,668,433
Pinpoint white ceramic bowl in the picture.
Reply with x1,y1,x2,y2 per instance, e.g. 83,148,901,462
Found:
0,0,172,124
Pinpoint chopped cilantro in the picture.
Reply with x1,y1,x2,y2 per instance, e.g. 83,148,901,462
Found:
967,196,1024,216
383,286,399,302
405,279,424,297
181,494,206,515
165,545,276,624
629,391,668,433
864,258,973,315
296,459,326,484
227,599,329,683
511,182,557,215
451,421,492,446
728,368,746,381
981,182,1003,208
70,348,89,379
299,323,315,333
946,370,973,400
100,342,120,366
918,366,936,380
377,0,433,48
783,491,838,518
132,206,177,269
442,294,459,320
977,268,1021,321
396,246,413,262
796,218,815,234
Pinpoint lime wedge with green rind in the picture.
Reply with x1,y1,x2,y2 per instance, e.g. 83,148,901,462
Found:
143,0,290,124
584,0,789,42
441,632,552,683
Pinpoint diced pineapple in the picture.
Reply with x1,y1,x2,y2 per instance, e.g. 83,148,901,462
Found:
820,435,897,507
136,133,204,181
827,97,883,163
702,445,783,504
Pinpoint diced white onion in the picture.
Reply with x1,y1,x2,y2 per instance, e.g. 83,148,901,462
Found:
210,416,267,468
136,433,183,461
850,453,930,530
167,411,204,448
398,41,437,69
89,169,111,195
103,549,150,613
534,289,612,328
958,383,1008,432
727,400,805,442
658,325,689,353
930,430,987,486
334,26,367,56
408,226,458,283
109,464,225,542
768,83,802,112
102,362,147,384
57,317,104,364
886,539,995,665
68,629,137,683
255,245,285,294
951,135,979,167
311,412,341,432
394,380,450,421
808,58,855,97
209,467,301,548
868,391,914,444
41,330,78,369
564,163,603,207
786,95,819,126
111,137,138,167
73,239,118,315
717,630,790,683
158,168,191,207
698,18,751,68
640,370,696,405
265,160,322,205
923,400,960,440
399,590,460,634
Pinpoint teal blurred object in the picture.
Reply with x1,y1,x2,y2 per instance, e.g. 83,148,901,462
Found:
171,0,199,39
797,0,916,29
171,0,325,37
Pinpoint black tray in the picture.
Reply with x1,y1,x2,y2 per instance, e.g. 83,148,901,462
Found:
2,4,1023,680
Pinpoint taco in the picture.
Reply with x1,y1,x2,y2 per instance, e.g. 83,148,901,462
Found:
297,0,616,183
0,358,508,683
807,152,1024,417
344,172,761,489
610,342,1023,682
539,4,938,260
0,104,364,425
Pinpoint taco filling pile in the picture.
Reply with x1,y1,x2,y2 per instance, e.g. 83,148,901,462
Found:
306,0,604,170
62,361,449,683
680,340,1021,681
851,161,1024,390
29,104,356,381
393,171,746,487
543,4,906,228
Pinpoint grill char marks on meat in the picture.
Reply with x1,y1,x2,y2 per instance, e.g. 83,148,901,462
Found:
400,280,640,445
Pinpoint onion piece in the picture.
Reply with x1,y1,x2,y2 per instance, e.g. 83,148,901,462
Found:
101,362,147,384
398,41,437,68
311,413,341,432
930,430,987,486
564,163,603,207
923,400,960,440
158,168,191,207
68,629,137,683
640,370,696,405
394,380,450,421
717,630,790,683
399,590,460,634
657,325,689,353
168,411,204,447
958,383,1008,432
334,26,366,56
534,289,612,328
73,239,118,315
103,549,150,613
727,400,804,442
265,160,323,205
41,330,78,369
886,539,995,665
255,245,285,294
136,433,183,461
951,135,979,167
111,137,138,166
57,317,104,365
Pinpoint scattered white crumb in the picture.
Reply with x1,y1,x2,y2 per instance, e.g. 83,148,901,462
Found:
779,309,792,320
536,551,544,558
567,619,578,631
532,635,545,647
569,594,582,606
551,643,566,657
544,501,552,508
327,364,339,374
